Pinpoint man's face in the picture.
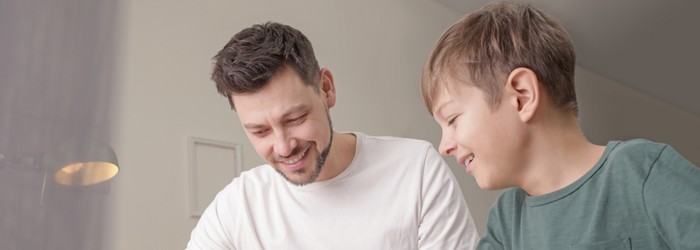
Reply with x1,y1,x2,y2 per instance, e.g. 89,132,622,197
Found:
233,66,335,186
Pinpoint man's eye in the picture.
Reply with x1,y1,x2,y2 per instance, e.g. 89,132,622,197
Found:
288,115,305,125
252,129,269,136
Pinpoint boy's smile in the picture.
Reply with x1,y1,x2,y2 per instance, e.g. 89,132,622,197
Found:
458,154,475,173
431,78,527,190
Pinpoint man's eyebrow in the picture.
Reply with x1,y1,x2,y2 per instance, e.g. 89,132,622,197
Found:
243,123,265,130
242,104,309,130
280,104,308,119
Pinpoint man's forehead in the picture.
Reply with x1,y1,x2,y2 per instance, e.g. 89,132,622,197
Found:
232,86,313,113
238,100,311,125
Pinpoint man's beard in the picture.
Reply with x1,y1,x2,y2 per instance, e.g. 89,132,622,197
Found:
274,116,333,186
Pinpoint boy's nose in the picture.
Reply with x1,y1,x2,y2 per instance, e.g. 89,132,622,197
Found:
438,134,456,157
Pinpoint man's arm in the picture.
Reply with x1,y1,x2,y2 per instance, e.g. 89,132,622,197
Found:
186,188,235,250
417,145,480,250
643,145,700,249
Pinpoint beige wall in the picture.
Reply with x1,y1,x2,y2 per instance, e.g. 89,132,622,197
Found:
111,1,699,249
577,67,700,164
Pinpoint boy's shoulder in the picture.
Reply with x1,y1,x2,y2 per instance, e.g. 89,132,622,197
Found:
605,139,670,172
489,139,671,212
610,138,668,154
489,188,528,217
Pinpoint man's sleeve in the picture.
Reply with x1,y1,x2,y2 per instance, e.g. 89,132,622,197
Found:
186,188,235,250
643,145,700,249
417,145,480,250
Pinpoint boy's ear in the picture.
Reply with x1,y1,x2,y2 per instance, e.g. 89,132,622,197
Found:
319,68,336,108
505,67,539,123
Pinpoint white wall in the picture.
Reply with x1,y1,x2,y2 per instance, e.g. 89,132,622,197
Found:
111,1,700,249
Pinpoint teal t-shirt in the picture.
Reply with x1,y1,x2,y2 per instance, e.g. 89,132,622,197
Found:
477,139,700,249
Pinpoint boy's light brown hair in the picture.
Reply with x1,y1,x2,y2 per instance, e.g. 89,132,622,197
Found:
421,2,578,116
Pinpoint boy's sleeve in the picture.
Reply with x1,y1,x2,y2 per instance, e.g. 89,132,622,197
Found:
643,145,700,249
417,145,480,250
476,200,505,250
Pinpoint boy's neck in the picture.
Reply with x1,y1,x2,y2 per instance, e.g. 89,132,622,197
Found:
518,112,606,197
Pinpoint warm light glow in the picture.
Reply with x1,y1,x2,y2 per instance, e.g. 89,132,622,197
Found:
53,161,119,186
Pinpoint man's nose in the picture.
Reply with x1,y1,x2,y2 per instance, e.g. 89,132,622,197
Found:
273,131,297,157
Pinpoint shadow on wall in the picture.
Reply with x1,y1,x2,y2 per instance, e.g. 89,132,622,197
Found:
0,0,121,249
576,67,700,165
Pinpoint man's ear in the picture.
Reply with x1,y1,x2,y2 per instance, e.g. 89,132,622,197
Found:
319,68,336,108
505,67,540,123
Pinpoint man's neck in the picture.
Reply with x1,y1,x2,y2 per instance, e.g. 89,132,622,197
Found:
316,132,357,182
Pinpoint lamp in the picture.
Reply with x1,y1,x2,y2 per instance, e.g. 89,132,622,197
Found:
0,139,119,186
46,139,120,186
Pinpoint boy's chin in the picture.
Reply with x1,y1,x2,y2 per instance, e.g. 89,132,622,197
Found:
474,177,507,190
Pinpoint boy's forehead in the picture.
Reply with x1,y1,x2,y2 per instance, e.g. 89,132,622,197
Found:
430,84,454,116
440,73,471,96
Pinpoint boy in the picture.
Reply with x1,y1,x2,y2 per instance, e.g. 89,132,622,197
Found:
420,2,700,249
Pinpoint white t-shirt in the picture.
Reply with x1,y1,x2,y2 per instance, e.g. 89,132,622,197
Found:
186,132,479,250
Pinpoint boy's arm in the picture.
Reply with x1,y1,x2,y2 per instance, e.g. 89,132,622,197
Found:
417,146,480,250
475,204,505,250
643,145,700,249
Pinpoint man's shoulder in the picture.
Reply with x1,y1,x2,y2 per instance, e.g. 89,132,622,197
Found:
358,132,434,151
205,164,277,198
233,164,277,186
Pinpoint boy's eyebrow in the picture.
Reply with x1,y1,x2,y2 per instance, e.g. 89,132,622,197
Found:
243,104,308,129
432,102,448,118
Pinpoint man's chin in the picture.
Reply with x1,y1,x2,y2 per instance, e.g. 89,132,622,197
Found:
284,175,317,186
276,167,318,186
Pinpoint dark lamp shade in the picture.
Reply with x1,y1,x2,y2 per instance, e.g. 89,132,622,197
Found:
47,140,120,186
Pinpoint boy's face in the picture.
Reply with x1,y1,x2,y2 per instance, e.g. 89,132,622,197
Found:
233,66,335,186
431,78,526,190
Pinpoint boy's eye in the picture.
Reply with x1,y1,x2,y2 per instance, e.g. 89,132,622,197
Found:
447,115,459,126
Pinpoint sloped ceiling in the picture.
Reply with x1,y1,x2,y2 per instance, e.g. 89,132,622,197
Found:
436,0,700,116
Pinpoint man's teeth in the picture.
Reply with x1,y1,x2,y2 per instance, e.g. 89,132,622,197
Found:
467,155,474,163
283,150,306,164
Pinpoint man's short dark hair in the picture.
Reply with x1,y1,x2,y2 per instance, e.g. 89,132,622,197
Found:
211,22,321,109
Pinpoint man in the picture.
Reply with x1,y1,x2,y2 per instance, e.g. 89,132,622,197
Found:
186,22,479,249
